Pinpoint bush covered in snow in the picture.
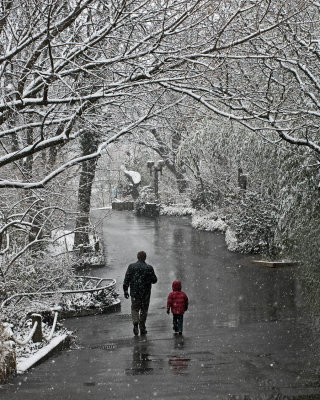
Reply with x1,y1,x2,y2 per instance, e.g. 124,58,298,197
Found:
191,211,227,232
161,204,195,216
134,186,157,216
190,181,223,210
0,320,16,383
1,254,75,315
226,191,278,254
2,262,117,325
276,157,320,313
58,277,118,314
172,116,320,258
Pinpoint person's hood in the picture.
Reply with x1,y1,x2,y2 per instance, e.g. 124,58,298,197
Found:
172,280,181,291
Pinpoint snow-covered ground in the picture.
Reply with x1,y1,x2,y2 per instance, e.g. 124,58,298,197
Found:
16,334,68,374
6,319,70,362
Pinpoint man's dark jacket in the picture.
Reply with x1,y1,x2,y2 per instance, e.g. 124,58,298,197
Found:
123,260,157,298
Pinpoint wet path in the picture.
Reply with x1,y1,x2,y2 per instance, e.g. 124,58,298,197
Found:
1,211,319,399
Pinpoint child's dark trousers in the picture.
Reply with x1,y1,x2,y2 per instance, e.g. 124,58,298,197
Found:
173,314,184,333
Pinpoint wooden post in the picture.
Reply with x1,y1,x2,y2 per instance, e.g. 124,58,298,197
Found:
31,314,43,343
154,167,159,200
64,237,70,266
238,168,247,190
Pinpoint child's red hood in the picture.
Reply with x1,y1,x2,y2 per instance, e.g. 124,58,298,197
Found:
172,280,181,291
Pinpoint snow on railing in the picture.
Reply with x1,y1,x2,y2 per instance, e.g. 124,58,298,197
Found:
44,311,58,342
7,311,59,345
1,276,116,308
10,319,39,346
1,276,117,345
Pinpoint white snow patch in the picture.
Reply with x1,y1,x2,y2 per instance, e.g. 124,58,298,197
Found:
50,229,74,255
126,170,141,185
50,229,97,254
225,228,239,252
160,205,195,216
121,166,141,185
92,206,112,210
191,212,227,232
17,334,68,374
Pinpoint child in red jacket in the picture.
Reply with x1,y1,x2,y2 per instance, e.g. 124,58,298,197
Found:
167,280,189,335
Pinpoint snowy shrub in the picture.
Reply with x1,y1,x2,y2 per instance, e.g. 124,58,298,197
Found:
191,211,227,232
1,253,77,324
226,191,278,254
2,254,74,300
0,320,16,383
161,205,195,216
58,277,118,313
190,181,223,210
225,229,239,252
276,157,320,315
134,186,157,216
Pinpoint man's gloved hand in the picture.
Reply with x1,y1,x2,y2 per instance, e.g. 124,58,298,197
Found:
167,310,170,314
124,291,129,299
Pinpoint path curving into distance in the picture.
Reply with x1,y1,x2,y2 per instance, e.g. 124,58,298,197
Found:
1,211,319,399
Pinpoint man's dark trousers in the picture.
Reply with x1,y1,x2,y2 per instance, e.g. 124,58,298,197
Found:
131,294,150,333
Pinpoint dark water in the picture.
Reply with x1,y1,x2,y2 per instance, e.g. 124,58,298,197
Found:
1,211,319,399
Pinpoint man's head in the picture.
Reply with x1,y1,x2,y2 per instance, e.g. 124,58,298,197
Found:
137,251,147,261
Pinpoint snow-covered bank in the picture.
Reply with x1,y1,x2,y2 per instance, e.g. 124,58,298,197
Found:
192,212,241,252
191,211,227,233
160,204,195,216
161,205,242,253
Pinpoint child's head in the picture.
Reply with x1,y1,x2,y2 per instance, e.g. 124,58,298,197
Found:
172,280,181,291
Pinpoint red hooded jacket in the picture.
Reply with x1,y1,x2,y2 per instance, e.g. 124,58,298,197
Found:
167,280,189,315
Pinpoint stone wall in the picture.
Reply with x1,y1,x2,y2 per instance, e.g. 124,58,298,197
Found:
112,201,134,211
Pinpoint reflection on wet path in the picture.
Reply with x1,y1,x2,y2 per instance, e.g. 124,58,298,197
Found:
126,338,154,376
168,336,190,375
0,212,319,400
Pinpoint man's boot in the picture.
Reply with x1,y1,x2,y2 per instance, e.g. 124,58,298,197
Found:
133,323,139,336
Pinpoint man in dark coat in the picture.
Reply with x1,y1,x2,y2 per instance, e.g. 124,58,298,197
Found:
123,251,157,336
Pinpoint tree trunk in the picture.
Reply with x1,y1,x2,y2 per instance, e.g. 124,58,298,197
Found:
150,129,188,193
73,131,99,249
